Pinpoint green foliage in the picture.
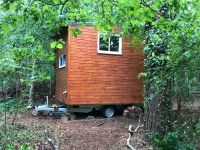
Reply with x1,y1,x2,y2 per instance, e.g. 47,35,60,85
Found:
69,28,82,38
0,0,91,103
0,98,43,150
151,120,200,150
0,0,60,103
152,132,196,150
0,125,42,150
195,119,200,135
0,99,27,113
151,132,180,150
50,39,65,49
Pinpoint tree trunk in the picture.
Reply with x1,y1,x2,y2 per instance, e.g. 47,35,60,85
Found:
176,65,186,120
29,82,34,104
145,79,172,139
176,94,182,120
145,95,172,138
28,59,36,104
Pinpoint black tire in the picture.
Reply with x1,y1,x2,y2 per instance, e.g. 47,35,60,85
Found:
102,106,115,118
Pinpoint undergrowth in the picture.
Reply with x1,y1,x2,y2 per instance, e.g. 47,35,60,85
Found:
0,98,42,150
0,125,42,150
150,119,200,150
0,98,27,113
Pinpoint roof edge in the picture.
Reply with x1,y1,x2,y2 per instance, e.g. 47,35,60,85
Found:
67,22,94,26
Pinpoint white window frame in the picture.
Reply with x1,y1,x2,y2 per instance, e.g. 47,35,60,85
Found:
97,32,122,55
59,54,66,68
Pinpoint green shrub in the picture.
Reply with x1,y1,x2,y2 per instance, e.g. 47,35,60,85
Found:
0,125,42,150
0,98,27,113
0,98,40,149
151,120,200,150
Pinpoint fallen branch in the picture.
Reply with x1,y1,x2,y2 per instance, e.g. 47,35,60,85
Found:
127,119,144,150
54,122,60,150
44,129,56,150
127,132,137,150
134,119,144,133
132,136,147,146
97,121,105,126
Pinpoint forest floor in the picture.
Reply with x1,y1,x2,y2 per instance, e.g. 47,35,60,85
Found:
10,112,151,150
2,99,200,150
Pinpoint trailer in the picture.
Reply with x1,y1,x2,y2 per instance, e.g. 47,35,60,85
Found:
31,96,130,118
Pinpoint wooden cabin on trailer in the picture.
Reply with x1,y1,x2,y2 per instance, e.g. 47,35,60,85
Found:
55,23,144,117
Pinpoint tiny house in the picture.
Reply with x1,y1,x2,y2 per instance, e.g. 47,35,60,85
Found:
55,23,144,117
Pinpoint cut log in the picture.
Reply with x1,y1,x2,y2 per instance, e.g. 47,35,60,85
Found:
123,110,129,117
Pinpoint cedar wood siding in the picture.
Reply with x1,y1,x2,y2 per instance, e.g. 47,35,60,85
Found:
55,32,68,103
66,25,144,105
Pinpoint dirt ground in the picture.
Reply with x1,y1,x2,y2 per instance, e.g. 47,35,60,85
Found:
12,112,151,150
4,99,199,150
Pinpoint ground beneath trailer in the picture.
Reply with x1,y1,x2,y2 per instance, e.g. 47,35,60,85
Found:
13,113,151,150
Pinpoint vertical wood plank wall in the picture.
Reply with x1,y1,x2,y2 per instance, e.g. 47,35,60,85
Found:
66,25,144,105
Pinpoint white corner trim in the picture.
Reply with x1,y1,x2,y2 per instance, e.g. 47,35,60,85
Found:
97,32,122,55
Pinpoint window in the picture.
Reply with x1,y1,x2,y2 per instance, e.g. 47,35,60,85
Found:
97,33,122,55
59,54,66,68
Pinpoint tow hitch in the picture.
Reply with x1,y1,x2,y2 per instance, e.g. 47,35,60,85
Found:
29,96,68,118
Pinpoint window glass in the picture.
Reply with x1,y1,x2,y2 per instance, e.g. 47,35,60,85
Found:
59,54,66,68
98,33,122,55
110,36,119,52
99,35,109,51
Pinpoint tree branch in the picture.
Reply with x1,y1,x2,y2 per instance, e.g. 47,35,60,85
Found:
127,118,144,150
60,0,69,15
140,0,162,17
34,0,69,7
35,0,63,6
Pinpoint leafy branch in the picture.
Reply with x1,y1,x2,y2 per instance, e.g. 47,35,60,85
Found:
34,0,69,6
140,0,162,17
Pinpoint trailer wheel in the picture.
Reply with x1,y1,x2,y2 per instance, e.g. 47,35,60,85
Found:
102,107,115,118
